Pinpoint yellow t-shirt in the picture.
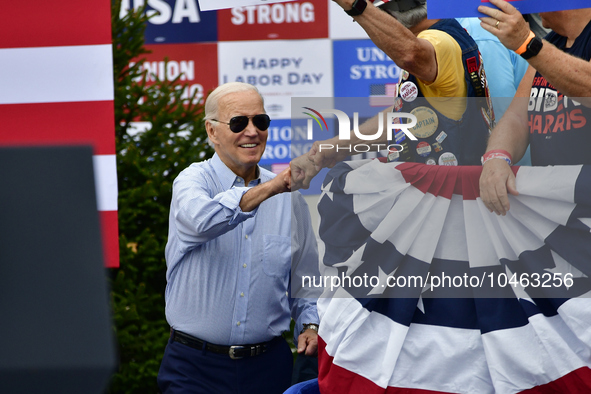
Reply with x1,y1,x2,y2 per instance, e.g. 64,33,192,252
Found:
416,29,467,120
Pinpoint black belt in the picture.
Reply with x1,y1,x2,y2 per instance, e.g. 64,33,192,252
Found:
171,330,279,360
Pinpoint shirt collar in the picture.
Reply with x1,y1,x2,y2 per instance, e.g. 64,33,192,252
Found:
211,153,261,190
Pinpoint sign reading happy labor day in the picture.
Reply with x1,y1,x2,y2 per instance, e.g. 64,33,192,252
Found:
198,0,296,11
428,0,590,19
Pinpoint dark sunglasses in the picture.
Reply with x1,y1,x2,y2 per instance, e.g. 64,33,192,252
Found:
211,114,271,133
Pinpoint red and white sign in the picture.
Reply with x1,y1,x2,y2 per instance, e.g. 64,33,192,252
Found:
217,0,328,41
139,43,219,105
0,1,119,267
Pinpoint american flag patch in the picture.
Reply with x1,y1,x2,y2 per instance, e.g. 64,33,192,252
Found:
369,83,399,107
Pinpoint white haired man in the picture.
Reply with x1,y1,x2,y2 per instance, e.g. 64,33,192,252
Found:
157,82,320,393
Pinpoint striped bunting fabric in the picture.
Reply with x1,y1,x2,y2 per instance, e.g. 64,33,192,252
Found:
315,159,591,393
0,2,118,267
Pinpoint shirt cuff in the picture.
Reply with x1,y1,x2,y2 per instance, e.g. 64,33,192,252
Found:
295,306,320,338
218,186,258,225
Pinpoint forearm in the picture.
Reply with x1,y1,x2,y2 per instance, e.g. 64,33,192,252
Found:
486,108,530,163
342,2,437,81
485,67,534,162
527,43,591,106
239,179,284,212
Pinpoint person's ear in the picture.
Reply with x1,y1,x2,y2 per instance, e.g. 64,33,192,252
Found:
205,121,218,145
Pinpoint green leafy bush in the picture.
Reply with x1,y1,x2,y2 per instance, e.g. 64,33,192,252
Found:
108,1,213,392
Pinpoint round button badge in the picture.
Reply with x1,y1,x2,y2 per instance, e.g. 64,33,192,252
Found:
399,81,418,102
409,106,439,139
438,152,458,166
416,141,432,157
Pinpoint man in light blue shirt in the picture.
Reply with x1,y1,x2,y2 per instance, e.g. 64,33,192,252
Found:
157,82,320,394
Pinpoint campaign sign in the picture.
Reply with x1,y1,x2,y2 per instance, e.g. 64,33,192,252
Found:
198,0,297,11
218,39,333,119
120,0,217,44
137,43,218,104
329,1,369,39
217,0,328,41
428,0,590,19
333,39,400,111
260,118,292,166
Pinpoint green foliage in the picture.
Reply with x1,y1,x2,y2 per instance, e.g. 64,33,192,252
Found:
108,1,213,392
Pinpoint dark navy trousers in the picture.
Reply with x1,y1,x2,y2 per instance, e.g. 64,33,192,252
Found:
157,335,293,394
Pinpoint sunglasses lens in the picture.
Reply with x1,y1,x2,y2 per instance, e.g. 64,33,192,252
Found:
229,116,249,133
253,114,271,131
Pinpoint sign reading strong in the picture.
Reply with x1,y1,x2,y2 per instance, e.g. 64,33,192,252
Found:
217,0,328,41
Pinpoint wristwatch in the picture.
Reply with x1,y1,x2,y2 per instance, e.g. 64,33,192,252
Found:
301,323,319,334
520,35,543,60
345,0,367,16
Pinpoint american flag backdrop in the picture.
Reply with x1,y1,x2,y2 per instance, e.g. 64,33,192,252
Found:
316,160,591,393
0,2,119,267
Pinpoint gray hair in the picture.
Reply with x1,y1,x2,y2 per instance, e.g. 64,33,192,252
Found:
203,82,264,122
382,4,428,29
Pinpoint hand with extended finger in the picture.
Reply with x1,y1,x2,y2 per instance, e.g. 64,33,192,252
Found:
479,158,519,216
478,0,531,51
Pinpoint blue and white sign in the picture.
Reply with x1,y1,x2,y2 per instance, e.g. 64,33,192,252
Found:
260,119,293,165
218,39,333,119
333,39,400,98
428,0,591,19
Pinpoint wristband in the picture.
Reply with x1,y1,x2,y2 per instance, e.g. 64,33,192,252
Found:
515,30,535,55
345,0,368,16
481,149,512,166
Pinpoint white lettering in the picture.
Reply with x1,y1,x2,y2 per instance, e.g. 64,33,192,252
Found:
270,4,285,24
230,7,245,24
172,0,200,23
179,61,194,81
230,2,314,25
147,0,172,25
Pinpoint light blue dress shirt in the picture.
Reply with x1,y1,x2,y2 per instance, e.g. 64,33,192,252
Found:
457,17,532,166
165,153,320,346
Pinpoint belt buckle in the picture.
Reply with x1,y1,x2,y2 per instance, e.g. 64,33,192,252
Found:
229,345,245,360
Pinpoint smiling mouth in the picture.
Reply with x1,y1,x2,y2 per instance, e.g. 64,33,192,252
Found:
240,144,258,148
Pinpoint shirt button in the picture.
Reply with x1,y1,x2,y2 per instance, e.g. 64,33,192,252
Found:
240,292,244,297
245,234,248,239
243,264,247,268
237,321,241,326
286,291,289,297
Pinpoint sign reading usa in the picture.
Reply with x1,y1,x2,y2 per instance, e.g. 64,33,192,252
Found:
120,0,217,44
217,0,328,41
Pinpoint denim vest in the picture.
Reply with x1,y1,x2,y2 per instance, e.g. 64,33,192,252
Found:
390,19,494,166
